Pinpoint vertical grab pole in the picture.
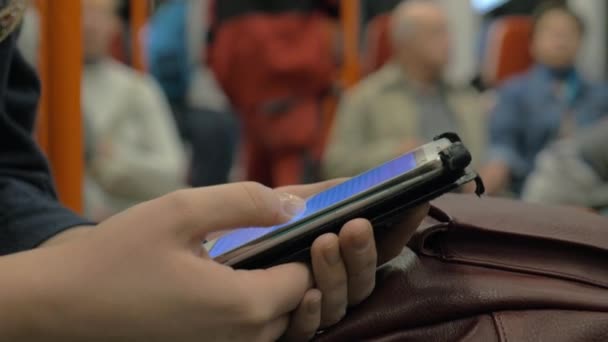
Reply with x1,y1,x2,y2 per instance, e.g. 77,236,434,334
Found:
130,0,149,71
340,0,361,87
41,0,84,213
319,0,363,157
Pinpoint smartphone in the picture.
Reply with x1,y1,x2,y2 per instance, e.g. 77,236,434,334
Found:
205,133,484,269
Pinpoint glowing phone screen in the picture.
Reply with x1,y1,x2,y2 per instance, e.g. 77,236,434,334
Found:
209,152,417,258
471,0,509,13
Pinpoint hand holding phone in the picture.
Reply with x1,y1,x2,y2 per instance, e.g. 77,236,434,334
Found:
275,181,431,265
206,133,484,270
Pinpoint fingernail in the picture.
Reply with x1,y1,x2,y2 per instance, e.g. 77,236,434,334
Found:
324,245,341,265
278,192,306,217
308,292,322,314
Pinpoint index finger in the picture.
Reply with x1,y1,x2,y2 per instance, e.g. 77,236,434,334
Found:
123,182,303,244
277,178,348,199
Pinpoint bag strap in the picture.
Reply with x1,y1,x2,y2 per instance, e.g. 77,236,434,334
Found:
409,195,608,289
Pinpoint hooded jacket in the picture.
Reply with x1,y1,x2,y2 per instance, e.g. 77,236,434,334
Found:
0,32,90,255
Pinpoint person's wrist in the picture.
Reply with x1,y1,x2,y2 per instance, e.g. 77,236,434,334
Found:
0,249,72,340
40,225,95,248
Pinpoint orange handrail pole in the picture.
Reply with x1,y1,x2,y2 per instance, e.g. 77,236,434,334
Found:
340,0,361,87
130,0,149,71
35,0,49,154
40,0,84,213
318,1,362,158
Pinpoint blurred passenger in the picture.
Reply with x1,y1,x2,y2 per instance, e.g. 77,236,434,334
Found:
482,3,608,196
472,0,542,91
82,0,186,219
523,119,608,214
210,0,338,187
323,0,485,179
147,0,238,187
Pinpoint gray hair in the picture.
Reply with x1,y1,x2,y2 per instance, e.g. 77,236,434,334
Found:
389,0,438,47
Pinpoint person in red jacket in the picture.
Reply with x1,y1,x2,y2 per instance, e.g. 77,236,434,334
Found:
210,0,338,187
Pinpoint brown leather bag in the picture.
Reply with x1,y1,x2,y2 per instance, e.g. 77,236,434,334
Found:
316,194,608,342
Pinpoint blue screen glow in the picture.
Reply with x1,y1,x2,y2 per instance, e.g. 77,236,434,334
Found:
471,0,509,13
209,152,417,258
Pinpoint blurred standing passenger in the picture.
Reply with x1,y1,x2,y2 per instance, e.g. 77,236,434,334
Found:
147,0,238,187
482,3,608,196
82,0,186,219
209,0,338,187
323,0,486,179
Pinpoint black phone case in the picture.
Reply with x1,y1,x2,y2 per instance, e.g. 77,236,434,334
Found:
232,133,485,269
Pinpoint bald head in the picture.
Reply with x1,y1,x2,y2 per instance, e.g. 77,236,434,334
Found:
390,0,445,44
390,0,450,78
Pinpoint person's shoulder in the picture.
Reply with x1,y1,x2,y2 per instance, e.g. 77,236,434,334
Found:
101,59,145,80
444,82,479,97
499,70,532,92
345,63,401,100
102,59,162,91
579,80,608,114
98,59,136,82
584,80,608,95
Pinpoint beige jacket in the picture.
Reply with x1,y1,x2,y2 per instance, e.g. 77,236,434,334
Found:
83,59,187,218
323,63,486,179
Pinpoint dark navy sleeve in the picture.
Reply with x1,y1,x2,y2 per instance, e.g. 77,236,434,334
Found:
0,33,91,256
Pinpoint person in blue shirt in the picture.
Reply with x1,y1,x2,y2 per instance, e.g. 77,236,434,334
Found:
482,3,608,196
147,0,238,187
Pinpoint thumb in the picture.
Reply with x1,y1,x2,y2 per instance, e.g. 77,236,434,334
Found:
147,182,306,241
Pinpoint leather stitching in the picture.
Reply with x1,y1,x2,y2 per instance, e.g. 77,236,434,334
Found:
492,312,509,342
442,251,608,288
